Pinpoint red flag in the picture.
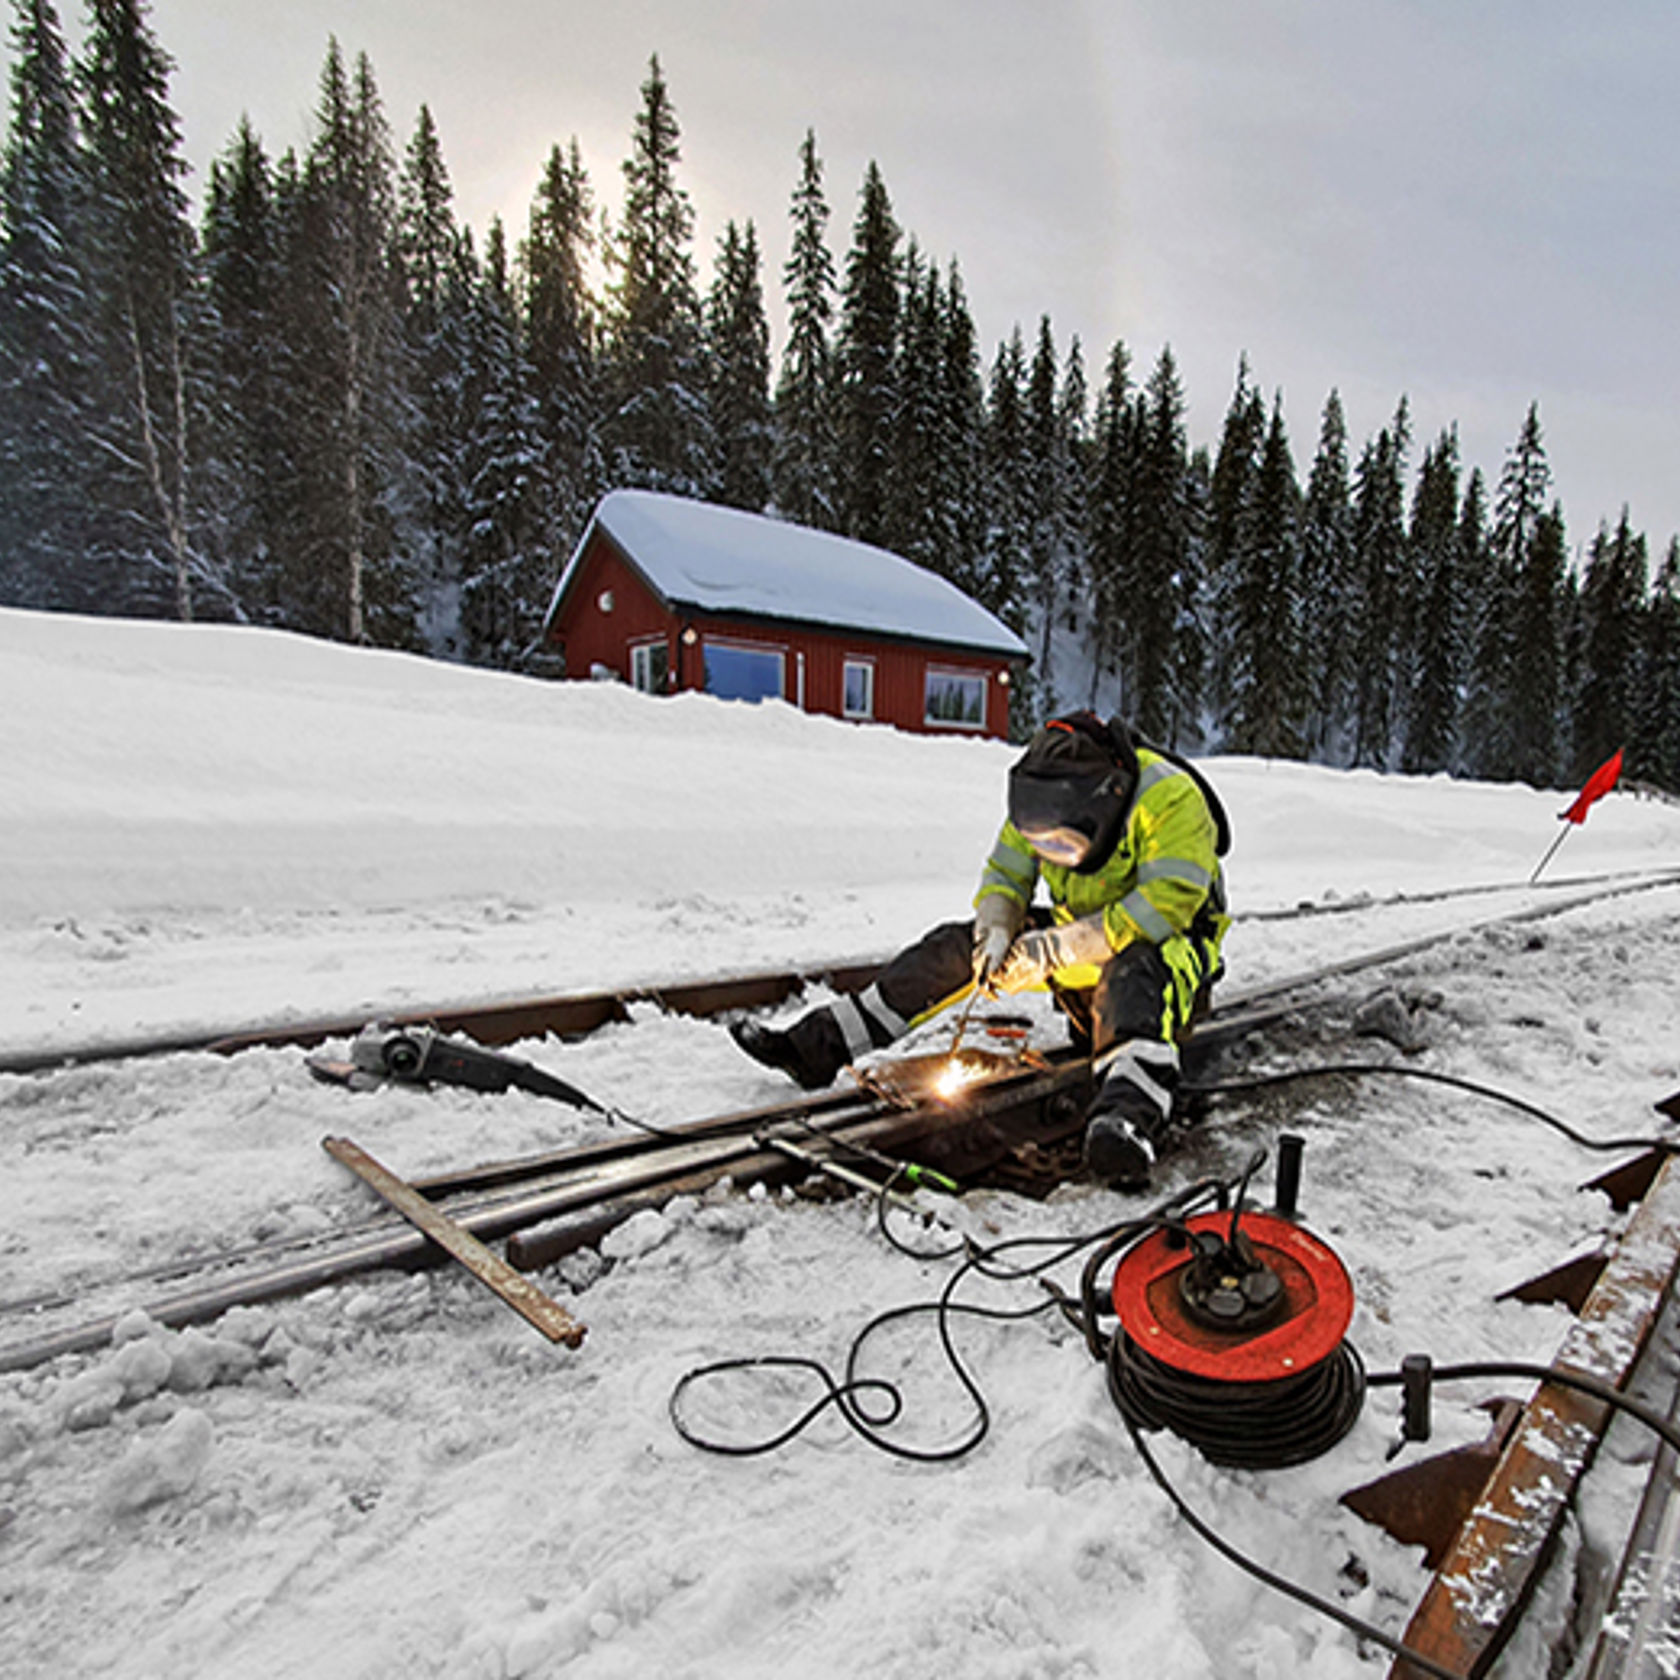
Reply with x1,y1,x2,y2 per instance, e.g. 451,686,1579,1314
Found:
1561,749,1624,825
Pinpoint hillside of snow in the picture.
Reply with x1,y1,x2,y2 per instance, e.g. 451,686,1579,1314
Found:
2,607,1679,1679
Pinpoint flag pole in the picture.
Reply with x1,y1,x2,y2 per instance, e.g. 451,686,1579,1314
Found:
1529,749,1625,885
1528,824,1571,885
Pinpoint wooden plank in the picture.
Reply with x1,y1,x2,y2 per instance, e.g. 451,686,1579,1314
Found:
1392,1152,1680,1679
323,1136,586,1350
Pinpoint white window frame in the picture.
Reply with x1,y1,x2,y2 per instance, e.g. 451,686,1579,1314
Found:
923,666,988,731
842,657,876,720
630,637,669,694
702,639,786,703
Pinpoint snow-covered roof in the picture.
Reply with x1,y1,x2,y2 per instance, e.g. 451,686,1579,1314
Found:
549,489,1029,660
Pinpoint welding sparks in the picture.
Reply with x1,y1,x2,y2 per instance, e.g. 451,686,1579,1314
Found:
935,1057,984,1101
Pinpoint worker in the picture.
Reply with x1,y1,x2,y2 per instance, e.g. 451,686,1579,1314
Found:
731,711,1230,1188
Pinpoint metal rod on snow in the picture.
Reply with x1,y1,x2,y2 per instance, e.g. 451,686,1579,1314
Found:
1529,825,1573,886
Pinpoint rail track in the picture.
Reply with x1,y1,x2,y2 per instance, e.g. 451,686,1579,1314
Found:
4,864,1674,1078
4,864,1680,1676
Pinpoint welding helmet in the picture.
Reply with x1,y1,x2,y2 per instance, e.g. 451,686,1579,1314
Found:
1007,712,1139,871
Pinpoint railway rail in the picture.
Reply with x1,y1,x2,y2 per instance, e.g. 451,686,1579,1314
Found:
3,865,1674,1078
4,865,1680,1676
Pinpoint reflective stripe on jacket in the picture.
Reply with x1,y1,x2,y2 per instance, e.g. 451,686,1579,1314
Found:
974,748,1227,986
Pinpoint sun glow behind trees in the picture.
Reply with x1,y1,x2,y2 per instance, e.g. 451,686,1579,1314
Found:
2,3,1677,794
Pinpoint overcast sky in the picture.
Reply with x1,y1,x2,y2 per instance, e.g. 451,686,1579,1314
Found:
11,1,1680,556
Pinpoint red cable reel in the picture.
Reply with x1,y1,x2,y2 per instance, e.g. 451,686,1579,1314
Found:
1111,1210,1356,1385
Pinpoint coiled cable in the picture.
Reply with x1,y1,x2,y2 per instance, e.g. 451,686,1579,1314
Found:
1107,1333,1367,1470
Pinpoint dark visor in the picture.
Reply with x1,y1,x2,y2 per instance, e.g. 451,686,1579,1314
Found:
1010,770,1116,868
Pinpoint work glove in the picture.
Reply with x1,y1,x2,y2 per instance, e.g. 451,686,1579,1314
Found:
991,913,1113,994
972,894,1026,989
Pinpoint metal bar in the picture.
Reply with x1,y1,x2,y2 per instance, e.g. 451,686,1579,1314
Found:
0,961,888,1074
1391,1152,1680,1679
0,1052,1084,1373
410,1082,878,1197
0,980,1384,1373
9,868,1675,1077
212,963,888,1054
1582,1280,1680,1678
323,1136,586,1349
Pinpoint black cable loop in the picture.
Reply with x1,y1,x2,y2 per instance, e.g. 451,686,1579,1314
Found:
670,1181,1230,1463
1108,1335,1368,1470
1118,1408,1468,1680
1368,1358,1680,1460
1185,1061,1679,1155
669,1356,903,1457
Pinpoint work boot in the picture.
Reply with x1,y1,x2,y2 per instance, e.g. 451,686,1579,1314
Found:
1082,1037,1179,1189
729,1011,848,1091
1083,1109,1158,1190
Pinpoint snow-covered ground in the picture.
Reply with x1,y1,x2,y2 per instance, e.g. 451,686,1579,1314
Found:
2,605,1679,1679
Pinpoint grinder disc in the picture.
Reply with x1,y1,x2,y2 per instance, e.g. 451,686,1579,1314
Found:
1111,1210,1354,1383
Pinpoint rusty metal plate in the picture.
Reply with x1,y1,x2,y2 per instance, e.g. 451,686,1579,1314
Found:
1390,1152,1680,1679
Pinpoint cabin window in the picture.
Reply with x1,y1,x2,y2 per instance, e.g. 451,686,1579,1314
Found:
630,638,669,694
924,668,987,730
703,641,784,703
843,659,875,720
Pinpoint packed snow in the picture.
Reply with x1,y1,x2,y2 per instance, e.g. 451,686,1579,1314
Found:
2,605,1679,1680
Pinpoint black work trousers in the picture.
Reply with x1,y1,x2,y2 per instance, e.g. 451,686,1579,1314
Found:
864,915,1207,1059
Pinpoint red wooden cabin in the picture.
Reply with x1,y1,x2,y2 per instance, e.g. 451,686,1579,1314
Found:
541,491,1028,739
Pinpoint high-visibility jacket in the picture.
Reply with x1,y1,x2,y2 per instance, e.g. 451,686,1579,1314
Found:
974,747,1228,991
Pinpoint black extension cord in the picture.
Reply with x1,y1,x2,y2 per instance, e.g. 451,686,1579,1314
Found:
670,1061,1680,1679
1107,1333,1367,1470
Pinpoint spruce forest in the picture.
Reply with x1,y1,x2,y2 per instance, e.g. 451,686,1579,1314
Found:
3,2,1678,794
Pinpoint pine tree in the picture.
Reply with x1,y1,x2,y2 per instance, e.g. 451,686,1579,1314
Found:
1056,335,1091,641
78,0,204,618
1298,390,1355,759
880,240,940,567
704,218,771,511
459,217,550,668
289,40,409,643
1224,395,1302,756
396,106,454,331
396,103,473,651
980,326,1029,619
928,261,987,594
835,160,899,546
1508,503,1567,786
0,0,96,610
1022,316,1087,707
601,55,709,496
1202,358,1266,731
200,114,288,618
1633,539,1680,792
1131,346,1194,743
1572,509,1647,781
519,137,599,548
1174,446,1214,746
1400,429,1463,773
1450,468,1491,774
772,128,837,530
1083,338,1135,709
1347,406,1410,769
1466,403,1553,781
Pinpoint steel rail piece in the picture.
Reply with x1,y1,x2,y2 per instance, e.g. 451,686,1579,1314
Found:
1341,1104,1680,1680
4,865,1675,1079
0,1048,1097,1376
0,962,888,1076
